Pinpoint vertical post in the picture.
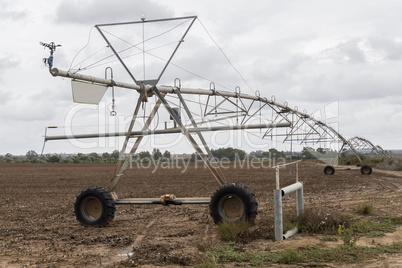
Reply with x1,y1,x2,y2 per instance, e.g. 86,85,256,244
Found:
274,189,283,241
275,167,280,190
296,183,304,217
296,161,299,182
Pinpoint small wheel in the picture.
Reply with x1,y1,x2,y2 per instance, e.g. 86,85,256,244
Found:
324,165,335,175
360,165,372,175
74,186,116,227
209,183,257,224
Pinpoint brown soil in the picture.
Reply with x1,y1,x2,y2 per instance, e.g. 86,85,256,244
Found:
0,161,401,267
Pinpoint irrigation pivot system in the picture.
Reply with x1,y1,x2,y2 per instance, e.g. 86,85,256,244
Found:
42,16,376,226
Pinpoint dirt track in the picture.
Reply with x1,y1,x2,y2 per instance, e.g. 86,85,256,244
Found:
1,162,401,267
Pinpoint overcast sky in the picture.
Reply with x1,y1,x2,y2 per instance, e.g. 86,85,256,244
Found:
1,0,402,155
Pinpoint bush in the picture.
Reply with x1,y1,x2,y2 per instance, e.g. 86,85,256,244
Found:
277,249,303,264
395,164,402,171
30,158,39,163
47,155,61,163
217,220,250,242
338,154,365,166
357,203,374,215
288,209,351,234
196,259,218,268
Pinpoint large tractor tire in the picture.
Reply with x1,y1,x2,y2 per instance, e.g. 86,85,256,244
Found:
360,165,372,175
74,186,116,227
209,183,257,224
323,165,335,175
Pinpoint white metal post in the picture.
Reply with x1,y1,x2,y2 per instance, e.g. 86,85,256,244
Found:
274,189,283,241
296,183,304,217
275,167,280,190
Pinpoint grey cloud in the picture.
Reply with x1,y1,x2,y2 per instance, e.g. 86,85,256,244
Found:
0,57,19,81
0,58,19,70
0,90,11,106
0,88,71,122
367,37,402,61
321,37,402,64
323,39,367,64
55,0,174,25
0,1,28,21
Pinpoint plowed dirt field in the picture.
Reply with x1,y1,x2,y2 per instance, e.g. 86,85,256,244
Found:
1,162,401,267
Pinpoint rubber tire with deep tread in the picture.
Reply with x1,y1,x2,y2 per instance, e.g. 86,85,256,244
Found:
324,165,335,175
360,165,372,175
209,182,257,224
74,186,116,227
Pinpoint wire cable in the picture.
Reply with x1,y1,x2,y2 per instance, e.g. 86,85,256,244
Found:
69,27,95,72
197,18,254,94
76,19,191,72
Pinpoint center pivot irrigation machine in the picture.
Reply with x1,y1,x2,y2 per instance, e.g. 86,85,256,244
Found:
42,16,376,227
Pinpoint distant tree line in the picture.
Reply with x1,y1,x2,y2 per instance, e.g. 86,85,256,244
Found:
0,150,122,164
0,149,173,164
1,147,328,164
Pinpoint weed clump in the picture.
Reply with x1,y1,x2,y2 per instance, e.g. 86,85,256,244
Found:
276,248,303,264
196,258,218,268
217,220,250,242
289,209,351,234
357,203,374,215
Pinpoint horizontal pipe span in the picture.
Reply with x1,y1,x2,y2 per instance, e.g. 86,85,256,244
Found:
49,69,352,157
272,160,301,169
51,68,139,90
50,68,304,116
283,227,298,240
281,182,303,196
45,122,291,141
336,167,360,170
115,197,211,205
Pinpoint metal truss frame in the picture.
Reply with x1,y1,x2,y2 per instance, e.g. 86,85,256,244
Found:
44,16,380,205
340,136,388,157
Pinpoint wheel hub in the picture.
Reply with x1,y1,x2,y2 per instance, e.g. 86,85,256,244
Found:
362,167,370,173
221,195,244,221
82,197,102,221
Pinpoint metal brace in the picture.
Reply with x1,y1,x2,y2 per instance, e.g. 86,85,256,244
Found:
105,67,117,116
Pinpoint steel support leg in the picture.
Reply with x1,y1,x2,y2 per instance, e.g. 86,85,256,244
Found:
296,184,304,217
274,189,283,241
109,96,163,192
174,88,226,185
154,88,226,185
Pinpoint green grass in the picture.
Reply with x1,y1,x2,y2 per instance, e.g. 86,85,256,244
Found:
319,236,338,242
216,220,250,242
352,219,396,237
380,215,402,225
287,209,351,234
195,259,218,268
201,212,402,267
204,242,402,266
357,203,374,215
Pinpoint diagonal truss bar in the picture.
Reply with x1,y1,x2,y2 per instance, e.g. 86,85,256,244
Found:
174,87,226,184
95,16,197,86
154,87,226,185
114,95,143,171
155,17,197,84
109,95,163,192
95,25,139,85
50,68,366,165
